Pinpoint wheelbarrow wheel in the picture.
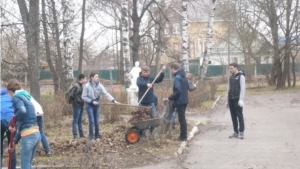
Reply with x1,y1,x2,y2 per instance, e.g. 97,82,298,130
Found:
125,128,140,144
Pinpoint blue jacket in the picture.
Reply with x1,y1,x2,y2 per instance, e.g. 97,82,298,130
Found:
137,72,164,105
1,88,14,121
168,69,189,105
12,90,37,144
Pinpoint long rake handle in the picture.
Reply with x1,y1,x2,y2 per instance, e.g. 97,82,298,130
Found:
100,103,150,108
137,65,166,105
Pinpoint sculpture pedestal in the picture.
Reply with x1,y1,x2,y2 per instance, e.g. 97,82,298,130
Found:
126,87,138,106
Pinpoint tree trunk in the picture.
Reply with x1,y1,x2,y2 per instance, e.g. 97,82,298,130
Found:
119,21,125,84
115,19,120,83
42,0,59,94
284,0,292,88
267,0,283,89
78,0,86,74
199,0,216,83
182,0,189,72
50,0,63,91
122,0,131,88
131,0,141,65
17,0,41,101
62,0,75,90
292,56,296,87
244,45,253,81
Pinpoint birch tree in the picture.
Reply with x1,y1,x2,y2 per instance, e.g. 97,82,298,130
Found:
62,0,75,90
121,0,131,88
199,0,217,83
17,0,41,101
181,0,189,72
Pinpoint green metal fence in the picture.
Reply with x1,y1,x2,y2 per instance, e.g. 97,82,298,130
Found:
39,63,300,80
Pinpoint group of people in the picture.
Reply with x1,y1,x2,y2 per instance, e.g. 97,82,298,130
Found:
1,79,51,169
70,62,198,142
69,72,120,141
0,62,246,168
136,62,197,141
135,62,246,141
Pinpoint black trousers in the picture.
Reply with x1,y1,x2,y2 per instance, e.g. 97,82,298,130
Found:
176,104,187,139
228,98,245,133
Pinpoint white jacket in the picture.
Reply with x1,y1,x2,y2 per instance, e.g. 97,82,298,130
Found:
31,97,44,116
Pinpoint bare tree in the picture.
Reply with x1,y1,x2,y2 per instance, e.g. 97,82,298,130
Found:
78,0,86,74
122,0,131,88
17,0,41,101
49,0,64,92
199,0,217,83
130,0,156,65
62,0,75,90
42,0,60,94
181,0,189,72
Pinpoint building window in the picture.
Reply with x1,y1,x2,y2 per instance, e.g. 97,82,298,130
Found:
173,23,180,34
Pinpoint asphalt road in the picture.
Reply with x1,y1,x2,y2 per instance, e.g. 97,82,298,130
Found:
135,92,300,169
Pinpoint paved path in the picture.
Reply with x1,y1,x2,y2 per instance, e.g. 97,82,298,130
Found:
135,92,300,169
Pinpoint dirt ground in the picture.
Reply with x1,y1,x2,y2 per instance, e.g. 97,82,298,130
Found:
2,113,195,169
137,92,300,169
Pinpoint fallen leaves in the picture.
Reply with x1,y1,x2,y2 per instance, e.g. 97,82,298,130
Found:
128,107,154,123
36,125,130,156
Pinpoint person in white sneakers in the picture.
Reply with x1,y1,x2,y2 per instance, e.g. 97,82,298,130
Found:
227,63,246,139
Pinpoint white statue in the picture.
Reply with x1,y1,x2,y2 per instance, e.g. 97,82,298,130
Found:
129,61,141,90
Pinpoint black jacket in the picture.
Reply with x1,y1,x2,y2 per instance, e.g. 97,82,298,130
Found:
70,82,84,107
137,72,164,105
168,69,189,105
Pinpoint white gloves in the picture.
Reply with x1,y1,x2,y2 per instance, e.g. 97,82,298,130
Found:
238,100,244,107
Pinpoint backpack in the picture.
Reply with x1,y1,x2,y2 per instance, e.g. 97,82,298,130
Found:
65,82,80,104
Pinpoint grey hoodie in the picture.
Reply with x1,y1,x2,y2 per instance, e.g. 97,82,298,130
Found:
81,81,115,104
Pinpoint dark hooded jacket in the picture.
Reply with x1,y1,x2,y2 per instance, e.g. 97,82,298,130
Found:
137,72,164,105
168,69,189,105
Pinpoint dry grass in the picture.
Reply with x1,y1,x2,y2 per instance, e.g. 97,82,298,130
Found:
1,92,195,168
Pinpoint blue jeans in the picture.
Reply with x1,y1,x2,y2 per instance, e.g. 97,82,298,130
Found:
86,103,100,140
72,106,84,137
20,132,41,169
140,102,157,133
140,102,157,117
37,116,51,153
1,121,16,169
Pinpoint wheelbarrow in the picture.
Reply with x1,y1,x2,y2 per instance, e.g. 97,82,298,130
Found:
124,65,167,144
125,117,162,144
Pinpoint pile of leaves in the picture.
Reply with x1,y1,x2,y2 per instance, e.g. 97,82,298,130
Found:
36,125,132,156
128,107,154,123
